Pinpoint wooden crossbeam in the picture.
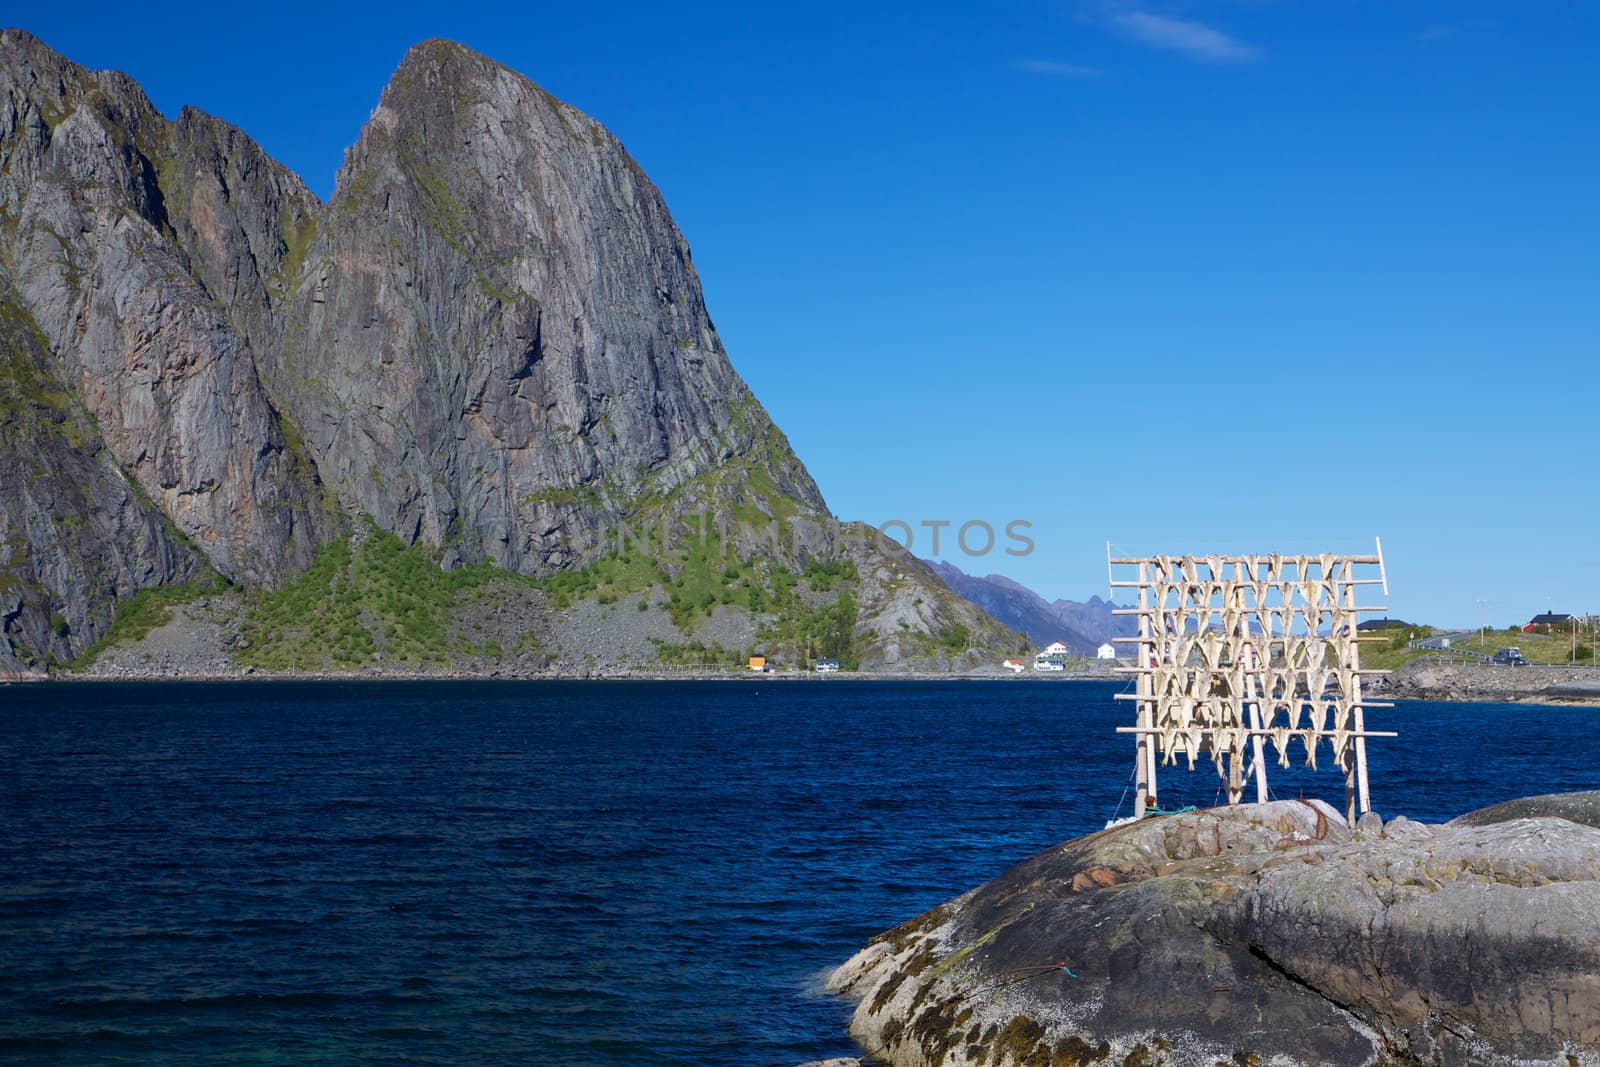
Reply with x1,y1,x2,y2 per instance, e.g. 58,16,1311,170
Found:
1111,606,1389,616
1112,578,1386,588
1109,555,1383,566
1111,693,1396,709
1113,726,1399,738
1111,669,1391,678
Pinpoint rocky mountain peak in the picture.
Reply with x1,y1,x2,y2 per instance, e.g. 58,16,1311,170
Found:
0,33,1020,674
275,37,825,573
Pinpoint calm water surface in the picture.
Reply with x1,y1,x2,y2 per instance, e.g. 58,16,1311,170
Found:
1,680,1596,1064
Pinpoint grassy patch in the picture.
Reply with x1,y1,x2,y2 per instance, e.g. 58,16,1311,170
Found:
552,519,778,626
534,516,862,667
238,525,501,670
536,538,666,612
803,557,857,592
660,530,763,627
931,624,969,653
67,577,224,669
1456,626,1597,665
231,498,866,670
264,207,318,298
1350,625,1434,670
652,639,743,668
1354,624,1600,669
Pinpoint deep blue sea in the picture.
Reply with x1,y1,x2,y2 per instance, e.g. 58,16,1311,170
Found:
1,680,1596,1065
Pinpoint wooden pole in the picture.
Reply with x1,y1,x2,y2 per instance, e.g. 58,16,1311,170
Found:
1347,578,1371,818
1134,560,1152,817
1145,714,1159,808
1343,747,1358,825
1340,580,1357,824
1244,618,1268,805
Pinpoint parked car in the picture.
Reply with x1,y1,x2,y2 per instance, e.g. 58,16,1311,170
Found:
1492,648,1528,666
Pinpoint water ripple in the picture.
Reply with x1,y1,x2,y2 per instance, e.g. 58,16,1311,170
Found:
2,680,1595,1064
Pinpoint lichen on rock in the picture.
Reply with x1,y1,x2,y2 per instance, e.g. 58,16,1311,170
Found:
829,794,1600,1066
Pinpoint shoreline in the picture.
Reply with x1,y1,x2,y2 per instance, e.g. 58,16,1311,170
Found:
1378,657,1600,709
15,668,1123,685
11,668,1600,705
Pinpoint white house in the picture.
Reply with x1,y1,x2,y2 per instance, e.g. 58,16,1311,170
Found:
1034,641,1071,671
1096,642,1116,660
1002,658,1026,673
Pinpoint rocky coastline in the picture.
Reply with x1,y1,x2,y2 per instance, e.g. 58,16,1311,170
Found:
34,664,1120,684
32,643,1600,699
2,589,1096,682
21,634,1600,698
824,792,1600,1067
1376,657,1600,706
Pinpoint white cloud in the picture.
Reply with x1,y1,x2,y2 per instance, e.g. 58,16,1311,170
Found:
1015,59,1104,78
1108,10,1261,64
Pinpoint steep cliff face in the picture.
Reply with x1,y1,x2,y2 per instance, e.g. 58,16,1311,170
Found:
0,29,328,587
274,40,823,573
0,30,1024,671
0,281,202,671
159,104,322,368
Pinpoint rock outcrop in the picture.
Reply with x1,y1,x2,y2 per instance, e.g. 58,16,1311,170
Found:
830,794,1600,1066
1451,790,1600,831
1382,658,1600,706
853,529,1027,670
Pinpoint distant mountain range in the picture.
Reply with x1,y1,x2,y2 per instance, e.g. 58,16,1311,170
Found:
928,561,1136,654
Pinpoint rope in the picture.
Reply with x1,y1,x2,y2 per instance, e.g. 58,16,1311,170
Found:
1110,762,1137,822
969,960,1080,996
1142,804,1198,818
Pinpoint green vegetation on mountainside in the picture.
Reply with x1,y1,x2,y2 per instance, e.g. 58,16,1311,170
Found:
651,639,746,668
227,514,865,672
541,518,861,658
238,526,504,670
66,577,226,669
757,589,860,669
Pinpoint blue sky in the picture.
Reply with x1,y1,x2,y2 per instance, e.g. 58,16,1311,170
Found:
15,2,1597,626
